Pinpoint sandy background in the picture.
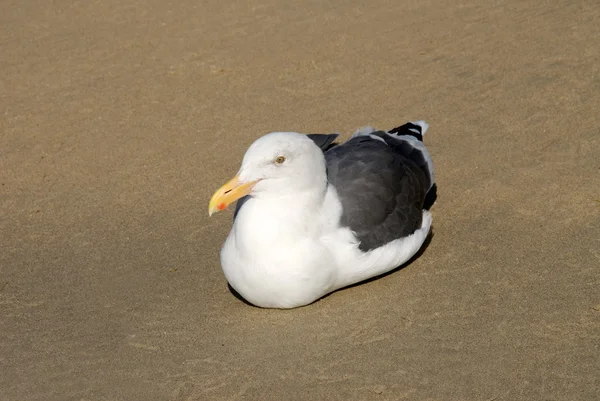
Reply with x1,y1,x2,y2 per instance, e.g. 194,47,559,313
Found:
1,0,599,400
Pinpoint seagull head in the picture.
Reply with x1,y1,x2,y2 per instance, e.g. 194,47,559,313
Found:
208,132,327,216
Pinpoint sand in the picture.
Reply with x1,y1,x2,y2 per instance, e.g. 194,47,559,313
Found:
1,0,599,400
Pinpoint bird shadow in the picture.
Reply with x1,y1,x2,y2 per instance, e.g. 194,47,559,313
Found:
228,284,255,307
227,229,435,308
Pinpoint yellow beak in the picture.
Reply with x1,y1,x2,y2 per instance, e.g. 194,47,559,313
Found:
208,174,258,216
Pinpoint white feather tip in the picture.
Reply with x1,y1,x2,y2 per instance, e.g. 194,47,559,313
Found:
352,126,376,137
411,120,429,135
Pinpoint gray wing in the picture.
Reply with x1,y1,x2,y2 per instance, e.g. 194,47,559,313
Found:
325,124,434,252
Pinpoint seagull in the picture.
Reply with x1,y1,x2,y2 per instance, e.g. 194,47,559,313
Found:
208,121,436,308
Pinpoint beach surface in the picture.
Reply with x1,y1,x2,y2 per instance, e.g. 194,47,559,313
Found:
1,0,599,400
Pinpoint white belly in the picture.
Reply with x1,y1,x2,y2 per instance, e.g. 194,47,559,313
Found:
218,193,432,308
221,232,336,308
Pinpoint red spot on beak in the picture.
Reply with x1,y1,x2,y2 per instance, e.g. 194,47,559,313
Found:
217,203,226,211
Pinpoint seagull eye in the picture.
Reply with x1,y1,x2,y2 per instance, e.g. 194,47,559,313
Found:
274,156,286,165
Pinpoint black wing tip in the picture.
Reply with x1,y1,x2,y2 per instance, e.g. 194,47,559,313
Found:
388,121,428,142
423,183,437,210
307,133,340,151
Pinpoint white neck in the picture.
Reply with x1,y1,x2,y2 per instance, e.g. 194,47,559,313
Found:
233,186,326,253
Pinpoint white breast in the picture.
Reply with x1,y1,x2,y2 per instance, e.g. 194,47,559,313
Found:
220,197,337,308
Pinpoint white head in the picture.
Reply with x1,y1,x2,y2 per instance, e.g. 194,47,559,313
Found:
208,132,327,215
